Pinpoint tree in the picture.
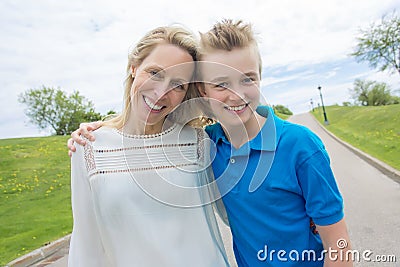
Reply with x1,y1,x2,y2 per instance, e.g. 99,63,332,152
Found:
367,83,392,106
273,104,293,115
342,101,352,107
349,79,396,106
351,11,400,76
350,79,375,106
19,86,102,135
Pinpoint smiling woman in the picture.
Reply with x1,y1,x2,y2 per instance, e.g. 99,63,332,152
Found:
126,43,195,132
68,26,230,267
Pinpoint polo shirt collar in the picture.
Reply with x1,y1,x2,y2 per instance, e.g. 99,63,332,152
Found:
249,106,281,151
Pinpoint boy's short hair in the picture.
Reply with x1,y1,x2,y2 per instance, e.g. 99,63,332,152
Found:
199,19,262,75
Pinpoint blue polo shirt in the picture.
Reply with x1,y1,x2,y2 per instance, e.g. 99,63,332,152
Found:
205,106,344,267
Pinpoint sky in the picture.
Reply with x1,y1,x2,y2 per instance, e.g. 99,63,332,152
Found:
1,0,399,139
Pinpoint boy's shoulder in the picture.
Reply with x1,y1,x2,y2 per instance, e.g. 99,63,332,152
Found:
205,123,224,142
279,119,325,151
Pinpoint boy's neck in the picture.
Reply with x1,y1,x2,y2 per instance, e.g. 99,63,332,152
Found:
222,112,266,149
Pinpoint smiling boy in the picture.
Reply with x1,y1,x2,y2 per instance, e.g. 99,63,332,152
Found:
198,19,352,267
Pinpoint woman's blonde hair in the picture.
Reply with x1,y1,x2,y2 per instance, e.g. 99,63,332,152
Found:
199,19,262,75
103,25,202,129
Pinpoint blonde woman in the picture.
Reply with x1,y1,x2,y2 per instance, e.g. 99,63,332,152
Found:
68,26,229,267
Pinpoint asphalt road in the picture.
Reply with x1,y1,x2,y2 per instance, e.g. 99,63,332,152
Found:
288,112,400,267
37,112,400,267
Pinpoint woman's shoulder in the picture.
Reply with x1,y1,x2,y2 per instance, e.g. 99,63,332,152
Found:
88,127,121,148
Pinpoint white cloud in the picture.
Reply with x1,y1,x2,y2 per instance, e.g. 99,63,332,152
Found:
0,0,399,138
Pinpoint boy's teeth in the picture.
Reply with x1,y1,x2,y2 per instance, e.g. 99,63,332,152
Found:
144,96,163,110
227,104,246,111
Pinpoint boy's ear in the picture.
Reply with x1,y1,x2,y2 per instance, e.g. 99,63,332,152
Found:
196,82,207,96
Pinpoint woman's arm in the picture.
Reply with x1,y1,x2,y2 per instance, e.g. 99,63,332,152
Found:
68,143,109,266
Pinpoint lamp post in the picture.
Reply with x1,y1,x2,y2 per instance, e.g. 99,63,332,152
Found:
318,86,329,125
310,98,314,112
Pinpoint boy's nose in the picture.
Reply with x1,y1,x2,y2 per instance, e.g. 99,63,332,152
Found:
227,86,245,101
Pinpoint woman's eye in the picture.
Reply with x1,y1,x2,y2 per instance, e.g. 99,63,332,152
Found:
171,81,185,91
149,70,163,80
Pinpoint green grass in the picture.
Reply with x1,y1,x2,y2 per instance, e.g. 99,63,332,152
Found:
312,105,400,170
0,136,72,265
275,112,291,120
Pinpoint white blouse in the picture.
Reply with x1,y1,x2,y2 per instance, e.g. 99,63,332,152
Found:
68,124,230,267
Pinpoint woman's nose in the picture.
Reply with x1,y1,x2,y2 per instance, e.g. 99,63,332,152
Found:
152,81,170,99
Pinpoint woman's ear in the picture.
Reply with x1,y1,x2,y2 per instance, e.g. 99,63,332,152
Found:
131,65,136,78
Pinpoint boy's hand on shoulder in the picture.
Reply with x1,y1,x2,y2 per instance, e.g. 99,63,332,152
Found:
67,121,103,157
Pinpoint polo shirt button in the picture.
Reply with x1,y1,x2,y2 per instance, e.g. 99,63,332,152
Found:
230,158,235,164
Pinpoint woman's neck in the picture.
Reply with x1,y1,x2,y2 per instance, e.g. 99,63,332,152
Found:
122,117,172,136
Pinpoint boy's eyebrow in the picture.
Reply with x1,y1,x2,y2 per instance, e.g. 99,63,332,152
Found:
206,71,259,83
208,76,230,83
243,71,259,77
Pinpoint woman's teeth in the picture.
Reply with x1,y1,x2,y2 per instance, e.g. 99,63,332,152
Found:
144,96,163,110
226,104,247,111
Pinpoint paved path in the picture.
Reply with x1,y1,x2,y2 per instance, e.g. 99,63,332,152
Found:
289,113,400,266
13,112,400,266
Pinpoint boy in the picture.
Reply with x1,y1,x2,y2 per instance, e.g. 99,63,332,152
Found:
197,19,351,267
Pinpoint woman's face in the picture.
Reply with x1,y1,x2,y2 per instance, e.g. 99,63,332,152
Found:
130,43,195,128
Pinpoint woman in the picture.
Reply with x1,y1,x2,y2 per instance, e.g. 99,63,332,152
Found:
68,25,229,267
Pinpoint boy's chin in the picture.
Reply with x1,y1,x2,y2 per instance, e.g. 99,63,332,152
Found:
218,116,249,128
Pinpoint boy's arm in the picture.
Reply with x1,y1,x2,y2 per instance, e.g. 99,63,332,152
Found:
67,121,103,157
316,218,353,266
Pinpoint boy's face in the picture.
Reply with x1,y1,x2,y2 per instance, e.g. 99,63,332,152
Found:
199,46,261,128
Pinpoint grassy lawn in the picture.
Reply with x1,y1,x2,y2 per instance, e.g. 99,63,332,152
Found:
312,104,400,170
275,112,291,120
0,136,72,265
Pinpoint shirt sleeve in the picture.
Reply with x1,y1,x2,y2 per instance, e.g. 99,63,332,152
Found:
68,144,109,267
201,128,229,226
297,148,344,226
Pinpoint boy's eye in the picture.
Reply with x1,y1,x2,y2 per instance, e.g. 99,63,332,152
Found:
242,77,256,84
215,82,229,89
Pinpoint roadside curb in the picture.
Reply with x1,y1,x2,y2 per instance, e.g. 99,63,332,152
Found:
5,234,71,267
310,114,400,184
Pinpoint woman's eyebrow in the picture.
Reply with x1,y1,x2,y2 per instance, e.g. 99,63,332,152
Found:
171,77,190,84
